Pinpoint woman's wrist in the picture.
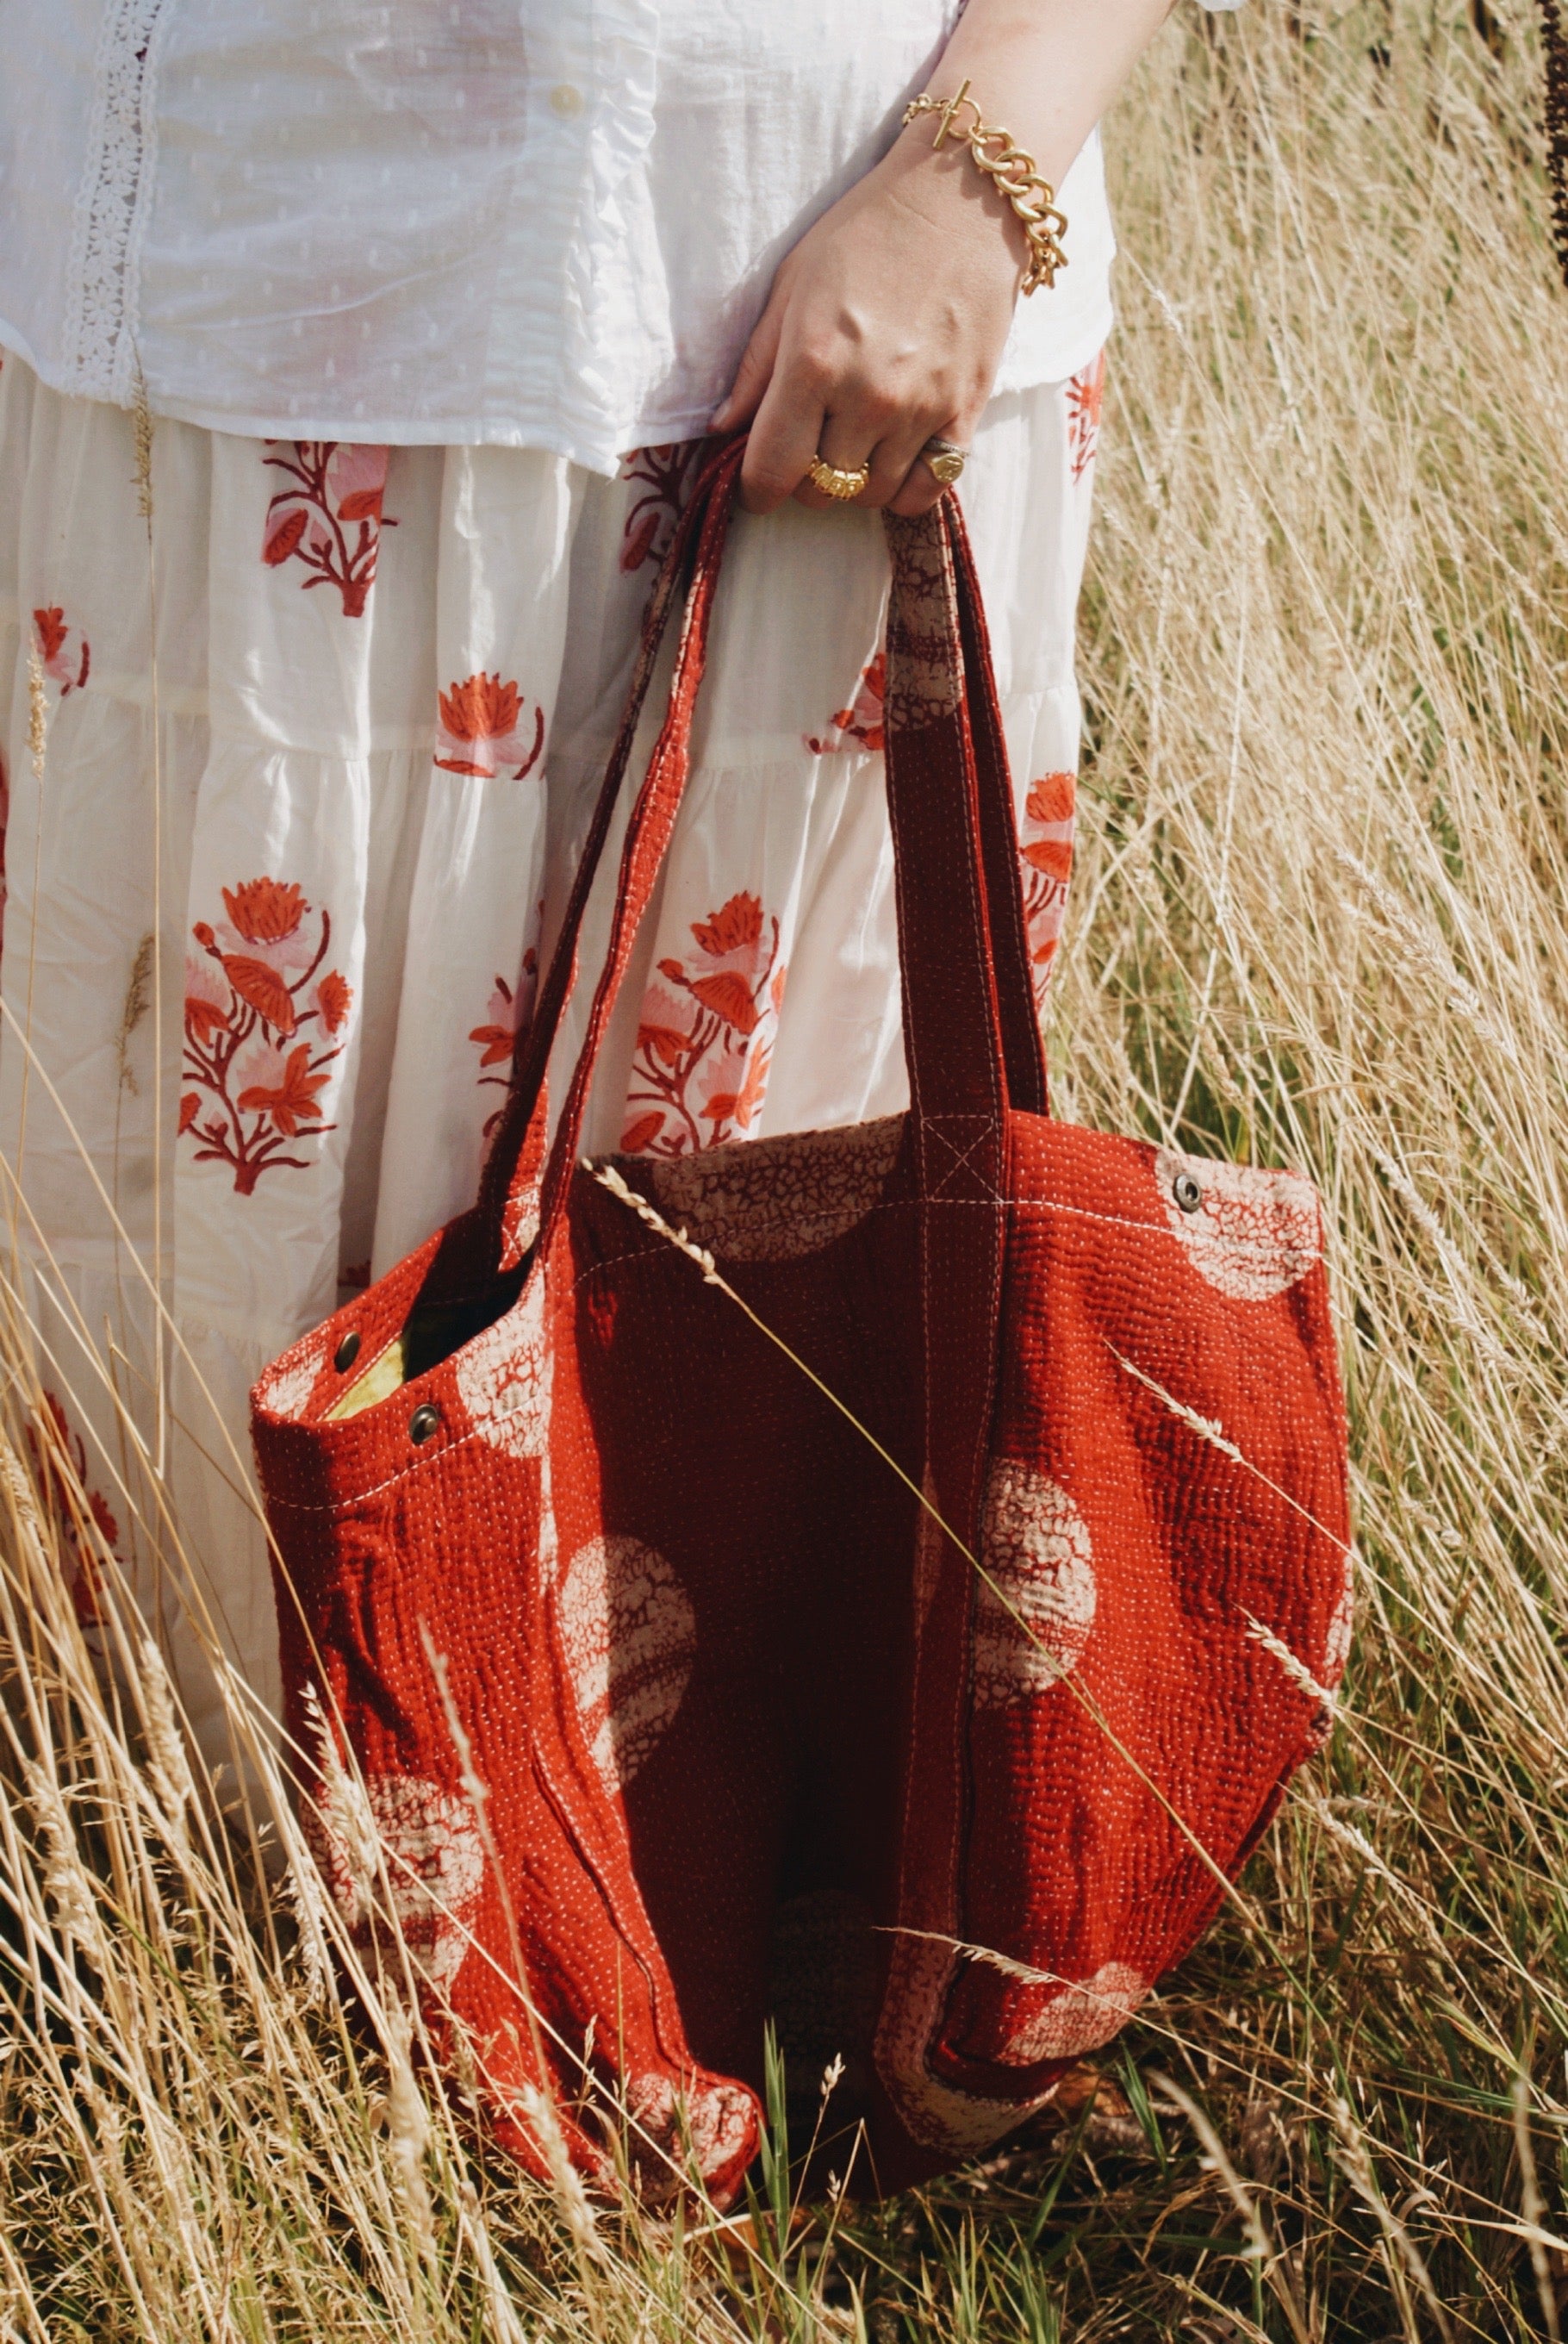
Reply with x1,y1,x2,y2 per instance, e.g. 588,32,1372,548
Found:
868,124,1032,298
891,90,1070,298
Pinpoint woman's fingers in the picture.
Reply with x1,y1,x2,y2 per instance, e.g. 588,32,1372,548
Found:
885,415,975,517
744,358,961,515
798,407,889,509
804,407,970,516
742,376,973,517
830,409,912,508
883,457,950,518
711,298,784,435
849,410,961,512
739,352,829,513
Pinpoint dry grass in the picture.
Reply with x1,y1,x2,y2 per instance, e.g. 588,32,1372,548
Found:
4,0,1568,2333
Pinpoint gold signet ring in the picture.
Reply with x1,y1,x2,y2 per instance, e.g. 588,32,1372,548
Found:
920,436,968,486
806,455,871,501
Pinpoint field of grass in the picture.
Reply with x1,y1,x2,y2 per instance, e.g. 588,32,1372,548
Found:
4,1,1568,2334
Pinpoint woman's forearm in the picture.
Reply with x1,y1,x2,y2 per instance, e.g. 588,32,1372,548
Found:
864,0,1178,337
914,0,1177,196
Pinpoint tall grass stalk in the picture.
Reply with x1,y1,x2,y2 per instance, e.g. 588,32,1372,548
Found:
3,0,1568,2332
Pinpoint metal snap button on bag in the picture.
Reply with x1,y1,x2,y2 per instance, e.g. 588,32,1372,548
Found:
252,440,1350,2204
333,1329,361,1373
408,1402,441,1444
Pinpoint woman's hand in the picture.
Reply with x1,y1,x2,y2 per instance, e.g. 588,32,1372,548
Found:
710,134,1026,517
708,0,1178,517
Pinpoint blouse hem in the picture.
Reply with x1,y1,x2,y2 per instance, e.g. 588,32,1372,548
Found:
0,299,1115,469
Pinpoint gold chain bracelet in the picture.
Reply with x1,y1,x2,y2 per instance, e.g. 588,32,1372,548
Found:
902,80,1068,296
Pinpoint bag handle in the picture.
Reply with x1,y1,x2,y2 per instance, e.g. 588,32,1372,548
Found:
948,506,1048,1119
880,503,1048,1133
473,438,745,1253
475,445,1045,1269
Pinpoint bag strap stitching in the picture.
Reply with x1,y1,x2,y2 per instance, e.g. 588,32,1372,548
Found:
918,1115,1007,1204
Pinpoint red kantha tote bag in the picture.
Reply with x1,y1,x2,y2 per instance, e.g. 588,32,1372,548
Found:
252,439,1352,2198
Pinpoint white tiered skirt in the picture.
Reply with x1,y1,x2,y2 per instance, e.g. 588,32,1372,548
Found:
0,351,1102,1754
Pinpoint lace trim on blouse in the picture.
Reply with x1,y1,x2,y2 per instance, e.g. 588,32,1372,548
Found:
62,0,174,402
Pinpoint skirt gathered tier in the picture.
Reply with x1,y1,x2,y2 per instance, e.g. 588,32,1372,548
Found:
0,351,1102,1755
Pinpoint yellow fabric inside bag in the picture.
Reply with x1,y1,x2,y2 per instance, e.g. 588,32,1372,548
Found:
319,1258,530,1424
326,1339,408,1421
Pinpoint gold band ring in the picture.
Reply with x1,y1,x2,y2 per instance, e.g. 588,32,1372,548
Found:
920,436,968,486
806,455,871,502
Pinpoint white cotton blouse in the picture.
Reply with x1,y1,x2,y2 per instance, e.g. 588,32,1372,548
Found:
0,0,1239,476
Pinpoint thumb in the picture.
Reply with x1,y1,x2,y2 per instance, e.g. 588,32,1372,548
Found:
711,299,783,432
